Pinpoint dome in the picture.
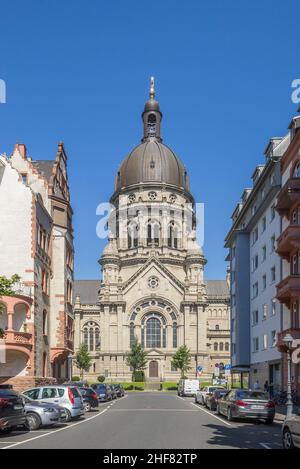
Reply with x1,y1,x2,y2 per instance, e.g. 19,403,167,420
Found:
144,98,161,113
115,139,189,192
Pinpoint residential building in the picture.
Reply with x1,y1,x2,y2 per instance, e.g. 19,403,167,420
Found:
0,143,74,391
275,111,300,395
225,135,289,390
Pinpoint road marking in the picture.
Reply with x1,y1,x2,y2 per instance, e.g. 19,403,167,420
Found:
259,443,271,449
190,402,232,427
1,407,109,450
110,408,198,412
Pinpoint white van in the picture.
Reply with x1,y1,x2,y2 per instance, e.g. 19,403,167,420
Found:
177,379,200,397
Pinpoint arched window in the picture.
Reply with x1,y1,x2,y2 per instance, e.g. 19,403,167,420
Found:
82,322,100,351
220,342,224,351
130,322,135,346
147,220,160,246
225,342,230,352
168,223,179,249
294,162,300,178
215,325,220,330
128,222,138,248
214,342,218,351
173,322,178,348
147,113,156,137
141,312,166,348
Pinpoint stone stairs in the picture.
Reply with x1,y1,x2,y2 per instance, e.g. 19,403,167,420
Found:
144,380,161,391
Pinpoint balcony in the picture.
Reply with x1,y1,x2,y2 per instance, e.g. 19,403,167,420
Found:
276,225,300,260
207,329,230,338
3,330,33,349
11,282,32,299
276,275,300,307
276,178,300,217
277,328,300,352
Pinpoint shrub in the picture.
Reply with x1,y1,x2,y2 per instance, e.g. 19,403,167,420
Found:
97,375,105,383
132,370,145,382
71,376,80,382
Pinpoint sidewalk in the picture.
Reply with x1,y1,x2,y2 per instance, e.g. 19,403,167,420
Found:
275,405,299,423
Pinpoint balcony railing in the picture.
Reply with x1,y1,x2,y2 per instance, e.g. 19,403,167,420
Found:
12,282,32,298
276,178,300,217
276,225,300,260
277,328,300,352
3,330,33,348
276,275,300,307
207,329,230,338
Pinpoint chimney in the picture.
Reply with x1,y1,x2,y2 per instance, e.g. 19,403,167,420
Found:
15,143,27,159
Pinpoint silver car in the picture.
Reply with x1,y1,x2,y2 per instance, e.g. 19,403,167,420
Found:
23,386,84,422
22,394,66,430
282,410,300,449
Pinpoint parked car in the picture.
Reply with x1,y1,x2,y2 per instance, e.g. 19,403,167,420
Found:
0,388,26,434
177,380,200,397
217,389,275,424
111,384,125,398
195,386,226,405
79,387,99,412
205,389,229,411
64,381,89,388
23,386,84,422
282,409,300,449
22,394,66,430
91,383,113,402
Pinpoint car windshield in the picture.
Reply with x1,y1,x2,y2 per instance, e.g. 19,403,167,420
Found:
236,391,268,400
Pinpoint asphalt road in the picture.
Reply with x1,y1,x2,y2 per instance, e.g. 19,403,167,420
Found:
0,393,282,449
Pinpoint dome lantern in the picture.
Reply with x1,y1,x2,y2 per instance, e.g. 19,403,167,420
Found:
142,76,163,142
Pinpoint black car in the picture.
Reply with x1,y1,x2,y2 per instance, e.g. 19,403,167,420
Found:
79,387,99,412
111,384,125,398
205,389,228,411
91,384,113,402
0,389,26,434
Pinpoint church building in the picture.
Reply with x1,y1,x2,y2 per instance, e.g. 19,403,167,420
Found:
74,80,230,382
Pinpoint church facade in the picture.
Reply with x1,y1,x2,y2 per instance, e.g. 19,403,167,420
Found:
73,81,230,382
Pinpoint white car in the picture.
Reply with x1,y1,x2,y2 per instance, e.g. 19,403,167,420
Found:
177,379,200,397
195,386,226,406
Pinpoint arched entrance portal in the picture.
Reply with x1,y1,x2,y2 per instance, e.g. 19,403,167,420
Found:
149,360,159,378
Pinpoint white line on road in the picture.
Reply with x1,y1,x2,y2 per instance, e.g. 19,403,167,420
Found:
190,402,233,427
259,443,271,449
110,408,198,412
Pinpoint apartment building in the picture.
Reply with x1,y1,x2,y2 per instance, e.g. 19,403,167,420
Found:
225,136,289,391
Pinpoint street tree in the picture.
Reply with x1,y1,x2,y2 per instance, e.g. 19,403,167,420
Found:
75,344,92,380
125,337,147,389
171,345,192,379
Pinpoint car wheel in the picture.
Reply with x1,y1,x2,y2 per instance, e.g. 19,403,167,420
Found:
84,402,91,413
0,427,13,435
227,408,233,421
26,412,41,431
282,427,295,449
194,396,198,404
64,409,72,422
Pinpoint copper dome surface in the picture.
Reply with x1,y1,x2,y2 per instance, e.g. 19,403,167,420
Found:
115,138,190,192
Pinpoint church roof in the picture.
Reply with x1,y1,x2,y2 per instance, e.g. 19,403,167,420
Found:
205,280,229,299
31,160,55,182
73,280,99,305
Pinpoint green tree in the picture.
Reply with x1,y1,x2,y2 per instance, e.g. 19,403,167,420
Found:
75,344,92,380
0,274,20,338
126,337,147,389
171,345,192,379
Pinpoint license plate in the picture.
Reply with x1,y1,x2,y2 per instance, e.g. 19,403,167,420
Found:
251,405,264,409
13,404,23,410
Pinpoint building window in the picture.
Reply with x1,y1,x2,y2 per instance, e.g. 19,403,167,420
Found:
225,342,230,352
271,235,276,252
252,310,258,326
253,337,259,353
215,324,220,330
214,342,218,351
294,162,300,178
262,274,267,290
128,222,138,248
262,304,268,321
262,216,266,233
168,222,178,249
263,334,268,350
43,310,48,336
130,322,135,346
270,204,276,222
292,302,299,328
142,313,166,349
271,266,276,283
271,330,277,347
220,342,224,351
21,173,27,184
262,245,267,262
271,299,276,316
252,282,258,299
252,255,258,272
82,322,100,351
252,227,258,245
147,220,160,246
172,322,177,348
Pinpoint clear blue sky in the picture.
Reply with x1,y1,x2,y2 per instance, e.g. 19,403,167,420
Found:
0,0,299,280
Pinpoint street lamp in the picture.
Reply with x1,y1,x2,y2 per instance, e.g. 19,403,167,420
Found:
283,333,294,418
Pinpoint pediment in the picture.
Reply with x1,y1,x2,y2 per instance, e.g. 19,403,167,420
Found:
145,348,165,356
122,256,184,295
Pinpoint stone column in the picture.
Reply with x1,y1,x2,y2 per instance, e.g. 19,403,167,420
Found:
117,304,123,352
103,305,110,351
184,304,190,347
